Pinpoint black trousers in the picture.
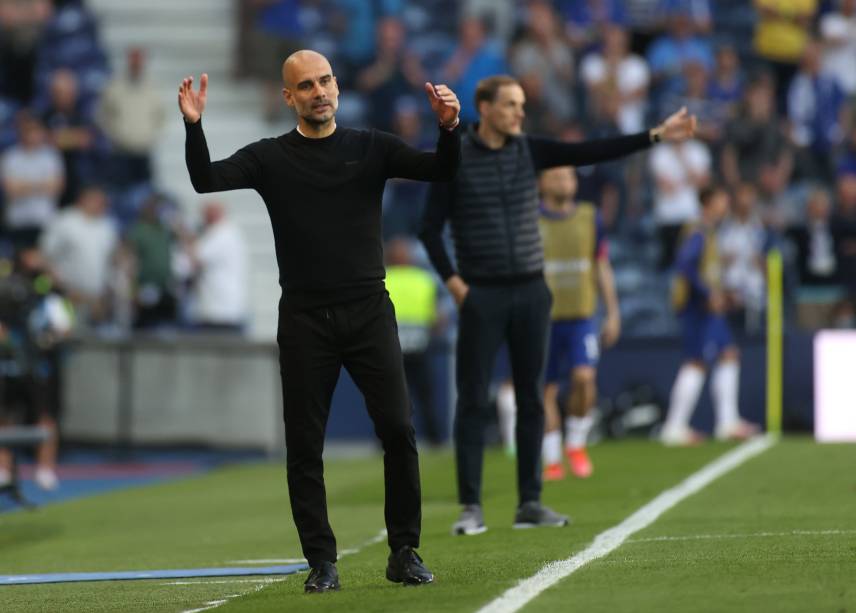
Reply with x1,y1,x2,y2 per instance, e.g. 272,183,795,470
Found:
403,350,442,445
277,291,421,566
455,277,552,506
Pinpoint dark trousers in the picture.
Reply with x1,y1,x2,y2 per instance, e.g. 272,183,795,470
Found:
455,277,552,506
658,223,683,271
403,350,442,445
277,291,421,566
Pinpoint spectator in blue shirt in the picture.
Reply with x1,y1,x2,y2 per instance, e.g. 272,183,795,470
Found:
556,0,627,51
330,0,403,84
788,39,847,182
659,0,712,32
356,16,426,133
839,125,856,176
647,8,714,99
41,69,96,207
250,0,305,121
441,17,509,124
707,43,743,109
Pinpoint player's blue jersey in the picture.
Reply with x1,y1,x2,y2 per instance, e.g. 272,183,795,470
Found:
671,224,720,315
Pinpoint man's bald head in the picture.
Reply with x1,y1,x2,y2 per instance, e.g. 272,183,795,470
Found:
282,50,332,88
281,49,339,131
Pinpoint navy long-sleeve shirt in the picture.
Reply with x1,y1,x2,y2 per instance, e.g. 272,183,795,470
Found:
185,119,460,309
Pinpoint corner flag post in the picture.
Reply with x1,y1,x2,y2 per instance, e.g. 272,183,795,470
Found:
766,249,783,435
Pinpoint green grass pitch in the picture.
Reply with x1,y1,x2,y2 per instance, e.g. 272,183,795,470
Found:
2,438,855,612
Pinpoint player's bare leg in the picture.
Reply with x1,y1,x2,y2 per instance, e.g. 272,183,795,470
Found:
542,382,564,481
565,366,596,478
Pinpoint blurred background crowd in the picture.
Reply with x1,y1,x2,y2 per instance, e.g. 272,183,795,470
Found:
0,0,855,472
236,0,856,340
1,0,855,342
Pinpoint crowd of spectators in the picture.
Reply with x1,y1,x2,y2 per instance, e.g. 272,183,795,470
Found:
3,0,855,343
0,0,853,477
239,0,856,335
0,0,249,340
0,1,252,484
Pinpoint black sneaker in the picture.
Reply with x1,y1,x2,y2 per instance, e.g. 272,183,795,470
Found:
386,546,434,585
512,501,570,528
304,561,340,593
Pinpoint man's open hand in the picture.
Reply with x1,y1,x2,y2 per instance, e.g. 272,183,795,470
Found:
424,82,460,129
178,73,208,123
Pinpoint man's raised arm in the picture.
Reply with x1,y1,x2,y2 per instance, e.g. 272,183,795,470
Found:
180,74,262,193
528,107,698,171
384,83,461,182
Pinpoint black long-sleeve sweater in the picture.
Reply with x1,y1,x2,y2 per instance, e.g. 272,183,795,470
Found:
185,119,460,309
419,126,651,283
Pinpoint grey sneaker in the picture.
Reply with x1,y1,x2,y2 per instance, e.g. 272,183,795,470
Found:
451,504,487,535
512,501,570,529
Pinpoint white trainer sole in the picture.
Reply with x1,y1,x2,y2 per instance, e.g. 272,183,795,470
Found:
512,520,569,529
452,525,488,536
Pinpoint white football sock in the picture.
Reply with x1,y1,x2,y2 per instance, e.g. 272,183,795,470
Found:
663,365,706,436
712,360,740,432
496,384,517,450
542,430,562,465
565,414,594,450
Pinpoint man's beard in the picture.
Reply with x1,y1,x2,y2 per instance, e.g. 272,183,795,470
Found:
303,105,335,127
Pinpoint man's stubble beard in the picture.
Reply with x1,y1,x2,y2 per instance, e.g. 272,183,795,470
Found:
303,103,337,128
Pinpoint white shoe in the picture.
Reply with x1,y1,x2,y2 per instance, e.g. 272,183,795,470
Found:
715,420,761,441
35,467,59,491
660,426,705,447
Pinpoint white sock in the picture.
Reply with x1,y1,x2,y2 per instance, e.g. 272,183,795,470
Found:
542,430,562,465
496,384,517,450
565,414,594,450
712,360,740,432
663,365,706,435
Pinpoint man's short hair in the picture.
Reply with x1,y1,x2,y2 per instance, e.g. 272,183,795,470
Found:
474,75,519,112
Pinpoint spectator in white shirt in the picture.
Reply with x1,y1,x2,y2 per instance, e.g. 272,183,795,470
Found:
788,187,838,288
40,186,118,325
185,202,248,332
649,137,711,268
0,113,64,247
580,24,650,135
719,182,768,333
820,0,856,96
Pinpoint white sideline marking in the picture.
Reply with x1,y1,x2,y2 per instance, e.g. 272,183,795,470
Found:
630,529,856,543
223,529,387,566
476,435,775,613
180,529,387,613
183,598,234,613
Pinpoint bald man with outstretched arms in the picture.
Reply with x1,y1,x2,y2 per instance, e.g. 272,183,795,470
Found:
179,50,461,592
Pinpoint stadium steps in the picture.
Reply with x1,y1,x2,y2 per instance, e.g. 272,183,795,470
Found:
87,0,284,338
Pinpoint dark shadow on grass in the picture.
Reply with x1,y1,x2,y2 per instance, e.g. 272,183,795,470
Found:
0,521,64,552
